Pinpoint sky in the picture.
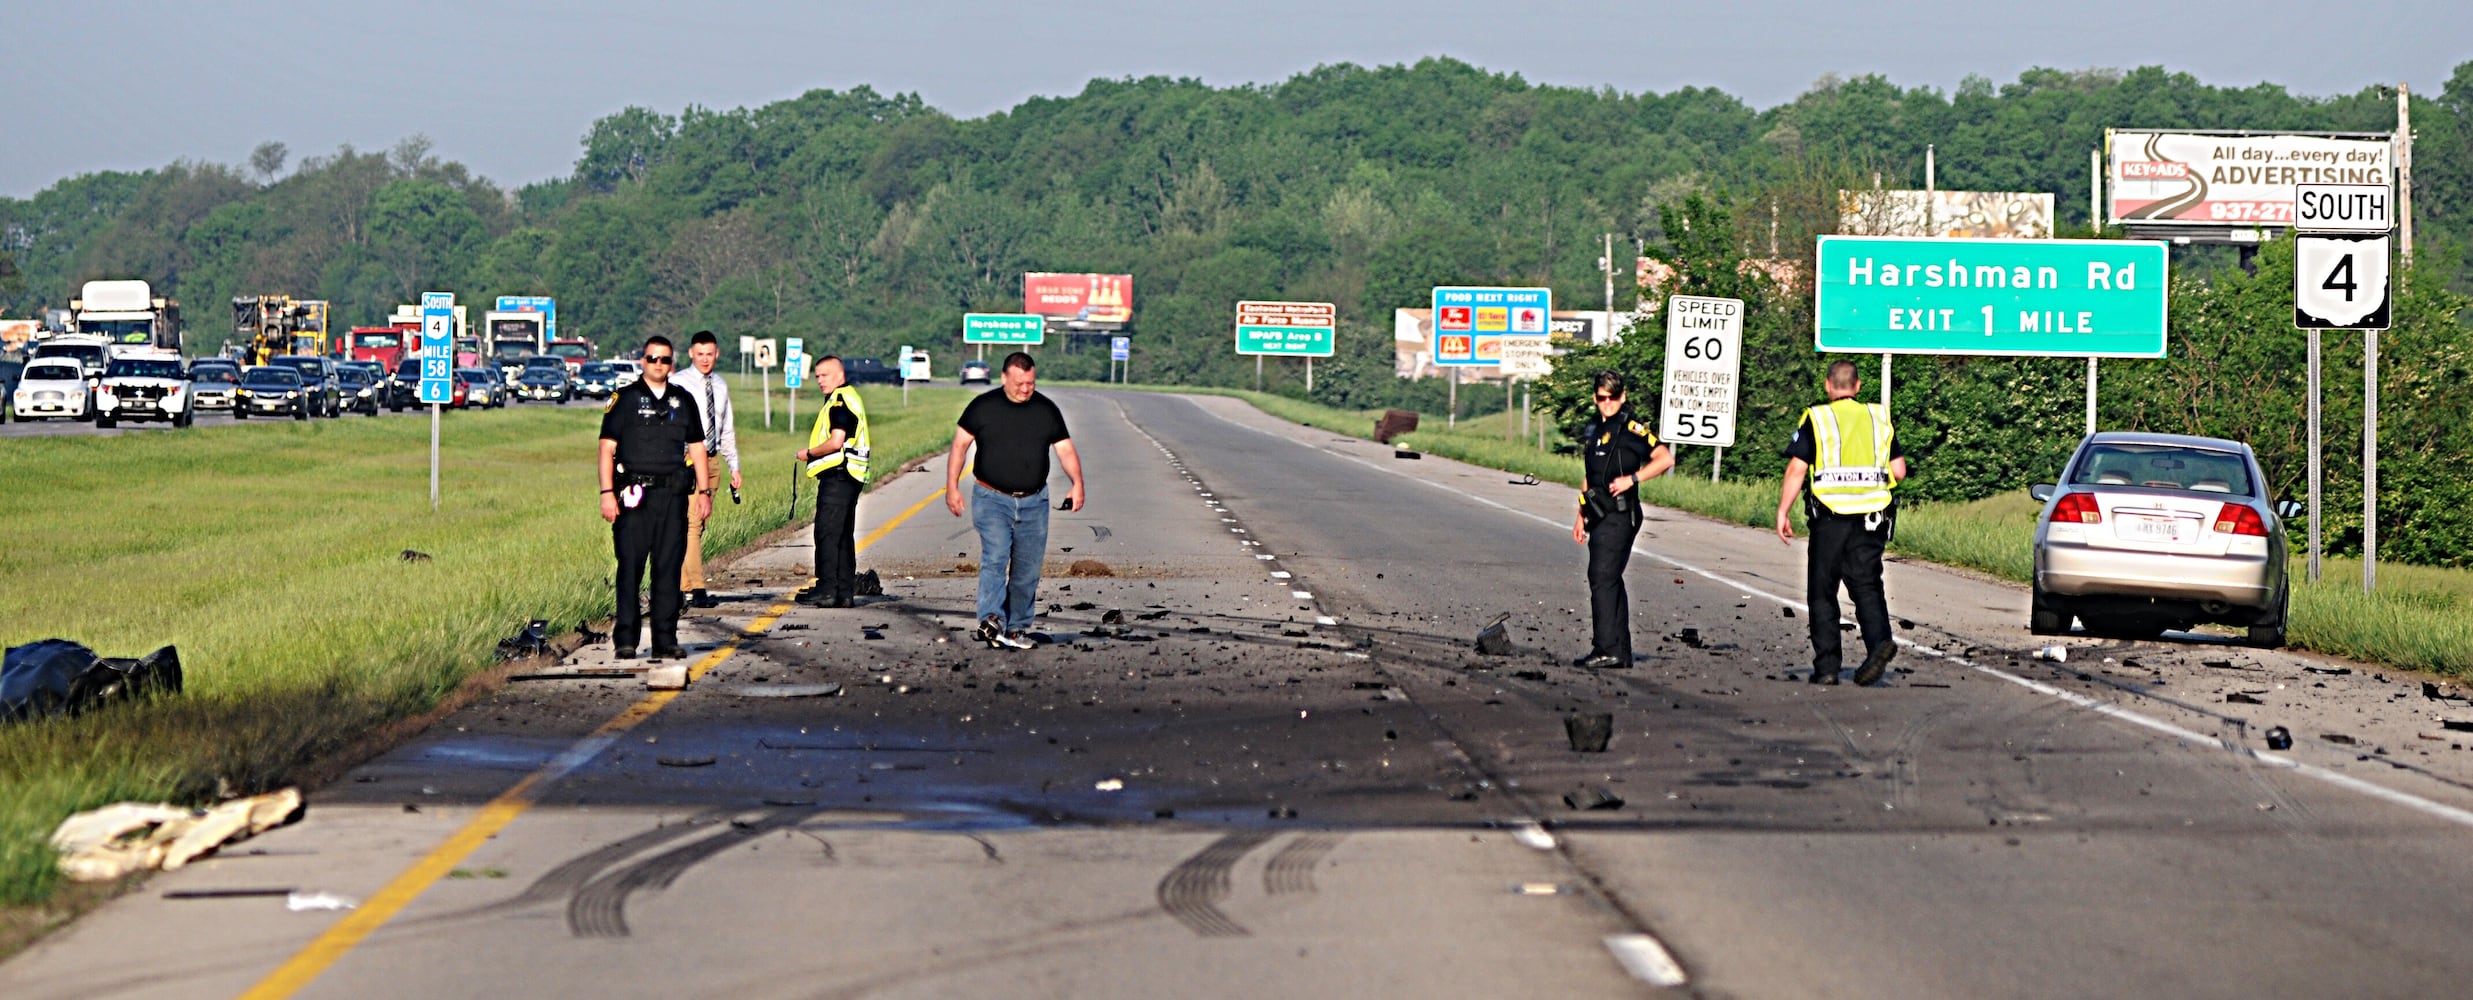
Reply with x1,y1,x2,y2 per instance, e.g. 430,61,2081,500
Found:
1,0,2461,198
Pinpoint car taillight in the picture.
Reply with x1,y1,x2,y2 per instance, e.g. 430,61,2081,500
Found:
2050,492,2102,525
2213,503,2269,536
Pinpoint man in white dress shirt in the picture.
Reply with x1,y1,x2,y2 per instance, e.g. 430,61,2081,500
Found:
671,330,741,608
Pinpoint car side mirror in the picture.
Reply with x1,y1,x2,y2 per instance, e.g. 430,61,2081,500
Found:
2276,499,2304,519
2029,484,2055,503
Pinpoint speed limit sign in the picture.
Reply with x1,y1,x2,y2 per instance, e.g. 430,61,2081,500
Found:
2294,233,2391,330
1659,295,1744,447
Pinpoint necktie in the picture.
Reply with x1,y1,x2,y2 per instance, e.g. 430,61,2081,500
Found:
701,372,718,453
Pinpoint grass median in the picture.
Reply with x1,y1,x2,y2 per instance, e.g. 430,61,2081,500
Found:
1085,382,2472,678
0,383,968,908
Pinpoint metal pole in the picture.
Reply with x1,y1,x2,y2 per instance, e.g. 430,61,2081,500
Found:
1520,386,1529,442
1602,232,1614,319
1712,445,1723,482
1255,355,1263,393
762,366,771,428
2398,84,2413,265
2085,358,2098,434
789,380,797,435
2365,325,2379,592
1881,355,1893,409
429,402,440,512
1504,378,1514,441
1306,357,1313,393
1924,144,1936,234
2307,328,2322,582
2090,148,2102,232
1448,367,1458,428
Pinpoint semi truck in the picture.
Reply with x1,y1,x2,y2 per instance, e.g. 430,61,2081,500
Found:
484,309,547,381
74,280,183,353
233,295,329,364
345,324,418,370
388,304,475,366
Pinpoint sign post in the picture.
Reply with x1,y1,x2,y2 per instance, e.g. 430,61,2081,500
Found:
784,338,805,433
1234,300,1335,392
1431,287,1549,429
739,335,755,378
1659,296,1745,479
419,292,454,512
754,338,777,428
1109,336,1130,383
2293,181,2396,590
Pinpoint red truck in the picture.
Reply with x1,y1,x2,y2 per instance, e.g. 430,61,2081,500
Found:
345,324,417,370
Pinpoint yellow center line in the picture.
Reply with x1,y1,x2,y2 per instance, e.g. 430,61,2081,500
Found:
239,483,948,1000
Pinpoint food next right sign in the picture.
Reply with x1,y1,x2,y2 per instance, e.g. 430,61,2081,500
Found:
1814,235,2170,358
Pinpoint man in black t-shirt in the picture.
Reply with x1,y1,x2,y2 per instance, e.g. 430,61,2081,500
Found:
944,351,1083,649
598,335,709,660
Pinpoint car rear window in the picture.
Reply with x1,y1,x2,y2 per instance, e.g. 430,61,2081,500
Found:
27,362,83,380
244,369,301,387
2070,444,2254,495
106,359,186,378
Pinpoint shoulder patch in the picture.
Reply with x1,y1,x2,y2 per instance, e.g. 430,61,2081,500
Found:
603,395,617,413
1627,420,1650,437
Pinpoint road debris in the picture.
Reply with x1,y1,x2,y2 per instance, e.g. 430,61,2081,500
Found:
2424,682,2468,703
656,755,717,767
855,569,883,596
4,640,183,723
494,620,551,660
644,665,689,690
285,892,358,912
2227,692,2266,705
1475,615,1514,656
2033,645,2068,663
1563,713,1613,753
1375,409,1419,443
398,550,432,563
729,683,842,698
1563,786,1625,810
1094,778,1125,791
51,788,303,882
1066,560,1115,577
2265,726,2294,750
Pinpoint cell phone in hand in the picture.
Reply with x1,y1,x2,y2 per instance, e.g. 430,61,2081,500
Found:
729,485,742,505
1056,497,1074,511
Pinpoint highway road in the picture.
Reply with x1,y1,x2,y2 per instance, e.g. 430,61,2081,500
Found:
0,398,545,439
7,388,2472,999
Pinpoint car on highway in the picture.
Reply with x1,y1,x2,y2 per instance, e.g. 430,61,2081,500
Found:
234,366,311,420
514,358,573,403
386,357,423,410
339,360,386,386
94,354,193,429
608,359,642,389
843,356,900,385
186,364,240,415
267,355,341,418
334,365,383,416
574,361,620,400
31,337,109,380
455,367,502,409
2029,431,2298,648
958,359,992,385
11,358,93,421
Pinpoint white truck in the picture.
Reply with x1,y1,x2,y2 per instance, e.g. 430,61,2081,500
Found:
70,280,183,353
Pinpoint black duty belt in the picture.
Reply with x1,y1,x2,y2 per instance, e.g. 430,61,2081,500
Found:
619,471,693,491
976,479,1041,499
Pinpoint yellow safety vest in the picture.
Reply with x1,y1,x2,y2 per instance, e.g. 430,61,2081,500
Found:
804,386,871,483
1805,398,1897,515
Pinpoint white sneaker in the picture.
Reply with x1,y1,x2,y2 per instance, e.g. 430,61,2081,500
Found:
992,631,1034,650
974,615,1003,645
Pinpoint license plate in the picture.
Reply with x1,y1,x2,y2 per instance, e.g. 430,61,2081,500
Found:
2119,514,2187,542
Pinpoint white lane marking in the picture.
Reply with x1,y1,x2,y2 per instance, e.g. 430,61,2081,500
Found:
1316,615,1337,626
1256,554,1276,560
1192,401,2473,832
1511,822,1556,850
1604,934,1690,988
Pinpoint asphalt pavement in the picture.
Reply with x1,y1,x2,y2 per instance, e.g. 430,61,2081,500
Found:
7,388,2472,999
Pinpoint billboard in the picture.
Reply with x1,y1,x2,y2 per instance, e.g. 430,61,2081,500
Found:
1023,272,1132,326
1838,190,2054,239
2107,129,2391,228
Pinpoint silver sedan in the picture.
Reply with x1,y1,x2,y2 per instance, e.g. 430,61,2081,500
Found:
2029,431,2298,648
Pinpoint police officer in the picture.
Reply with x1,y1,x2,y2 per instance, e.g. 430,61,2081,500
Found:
599,335,710,660
1775,359,1908,686
1570,370,1673,669
794,355,869,608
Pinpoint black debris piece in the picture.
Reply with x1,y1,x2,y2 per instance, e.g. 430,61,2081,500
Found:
1137,610,1170,621
657,755,717,767
494,620,551,660
2201,659,2238,670
3,640,183,723
1101,609,1125,625
399,550,432,563
1898,619,1916,630
2303,666,2349,676
854,570,883,597
2441,720,2473,733
2265,726,2294,751
1070,602,1097,612
1512,670,1549,682
1563,713,1613,753
861,629,885,641
1672,628,1704,649
1394,449,1422,460
1475,616,1514,656
1268,806,1298,819
2424,682,2468,702
1563,786,1625,810
1509,474,1539,486
1153,808,1176,819
2226,692,2266,705
1782,607,1796,619
1374,409,1420,444
2323,733,2359,746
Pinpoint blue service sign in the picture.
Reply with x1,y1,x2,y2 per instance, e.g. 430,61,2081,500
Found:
1110,336,1130,361
418,379,451,404
1429,286,1550,366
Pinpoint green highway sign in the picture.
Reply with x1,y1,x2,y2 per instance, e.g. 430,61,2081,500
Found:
963,312,1045,344
1234,301,1336,356
1815,236,2170,357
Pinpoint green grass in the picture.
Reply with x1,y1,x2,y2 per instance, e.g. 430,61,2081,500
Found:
0,384,966,905
1085,381,2473,678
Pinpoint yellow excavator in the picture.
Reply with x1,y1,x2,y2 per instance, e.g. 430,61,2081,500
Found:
233,295,330,364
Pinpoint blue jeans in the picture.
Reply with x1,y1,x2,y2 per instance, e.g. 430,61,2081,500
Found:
971,483,1049,632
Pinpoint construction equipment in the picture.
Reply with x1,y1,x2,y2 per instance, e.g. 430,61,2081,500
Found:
232,296,330,365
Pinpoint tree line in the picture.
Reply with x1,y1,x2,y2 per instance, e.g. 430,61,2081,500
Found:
3,58,2468,563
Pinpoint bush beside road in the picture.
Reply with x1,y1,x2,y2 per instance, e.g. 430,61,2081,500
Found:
0,385,969,909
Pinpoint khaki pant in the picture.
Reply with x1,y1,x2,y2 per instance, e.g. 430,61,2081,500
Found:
682,495,709,593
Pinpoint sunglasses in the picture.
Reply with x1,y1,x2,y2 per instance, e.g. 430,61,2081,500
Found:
642,355,674,365
1594,394,1618,402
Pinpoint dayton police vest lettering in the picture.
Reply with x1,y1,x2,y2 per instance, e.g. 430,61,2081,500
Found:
1806,399,1896,516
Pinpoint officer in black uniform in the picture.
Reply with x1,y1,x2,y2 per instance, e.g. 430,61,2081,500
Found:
1570,370,1673,669
598,335,710,660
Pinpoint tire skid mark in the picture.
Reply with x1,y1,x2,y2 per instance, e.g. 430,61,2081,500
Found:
1156,831,1274,937
407,808,738,926
1262,833,1341,896
568,808,817,938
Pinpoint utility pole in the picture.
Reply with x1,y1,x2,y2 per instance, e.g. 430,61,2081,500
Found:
2398,84,2415,265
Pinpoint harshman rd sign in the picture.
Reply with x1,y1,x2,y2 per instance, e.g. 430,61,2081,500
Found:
963,312,1045,345
1234,300,1336,356
1814,235,2170,357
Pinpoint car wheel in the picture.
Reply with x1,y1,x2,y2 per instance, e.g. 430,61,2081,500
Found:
2029,588,2069,636
96,411,115,429
236,408,249,420
293,404,308,421
2247,583,2290,649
